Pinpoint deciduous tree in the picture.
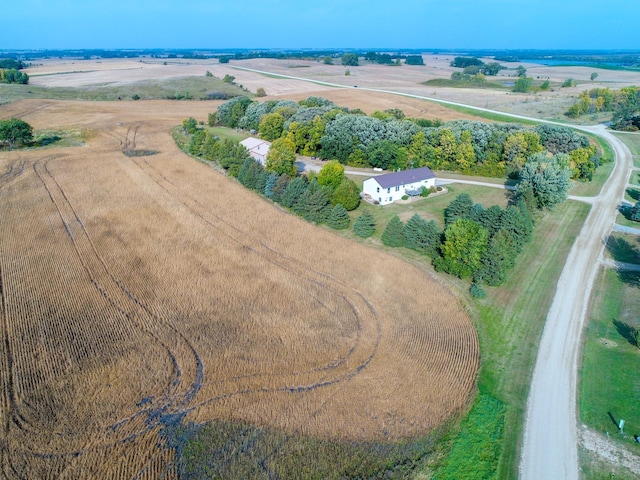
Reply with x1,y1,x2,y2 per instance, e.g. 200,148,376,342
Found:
0,118,33,148
436,219,489,279
317,160,345,189
331,178,361,210
266,137,297,177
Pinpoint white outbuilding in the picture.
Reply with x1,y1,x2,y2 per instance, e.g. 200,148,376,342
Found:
240,137,271,165
362,167,436,205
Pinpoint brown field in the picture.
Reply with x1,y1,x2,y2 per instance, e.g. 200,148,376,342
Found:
0,98,479,477
24,55,640,120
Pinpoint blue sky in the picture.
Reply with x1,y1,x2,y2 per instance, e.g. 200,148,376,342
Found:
3,0,638,50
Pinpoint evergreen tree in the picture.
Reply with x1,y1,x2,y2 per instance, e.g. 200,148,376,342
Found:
444,193,474,226
497,203,533,251
272,174,290,204
477,205,504,237
264,172,280,199
381,215,406,247
254,168,269,193
237,158,260,189
188,129,206,156
353,212,376,238
280,176,307,208
404,213,441,257
631,201,640,222
295,185,332,224
476,230,518,286
328,204,351,230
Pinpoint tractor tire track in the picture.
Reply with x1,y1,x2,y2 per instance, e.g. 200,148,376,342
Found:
131,153,381,393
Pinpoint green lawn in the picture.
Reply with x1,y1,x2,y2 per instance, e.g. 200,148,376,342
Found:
606,232,640,264
206,126,248,143
346,183,512,234
579,267,640,459
613,132,640,169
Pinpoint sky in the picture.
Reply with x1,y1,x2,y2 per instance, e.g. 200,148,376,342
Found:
2,0,638,51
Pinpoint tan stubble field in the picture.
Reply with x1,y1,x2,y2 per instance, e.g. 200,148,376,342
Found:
0,95,479,478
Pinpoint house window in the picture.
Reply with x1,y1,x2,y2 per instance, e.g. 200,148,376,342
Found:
378,197,382,203
376,187,380,193
395,186,400,192
387,187,391,193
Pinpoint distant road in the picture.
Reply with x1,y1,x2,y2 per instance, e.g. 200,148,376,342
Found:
236,67,633,479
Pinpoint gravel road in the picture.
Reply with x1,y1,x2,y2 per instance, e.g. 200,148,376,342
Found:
519,125,633,480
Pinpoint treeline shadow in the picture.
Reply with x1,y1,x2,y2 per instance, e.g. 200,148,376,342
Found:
613,319,639,348
605,236,640,287
34,134,61,147
626,188,640,202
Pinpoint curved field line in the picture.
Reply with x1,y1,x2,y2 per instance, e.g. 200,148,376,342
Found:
6,160,198,454
14,151,378,466
130,153,382,385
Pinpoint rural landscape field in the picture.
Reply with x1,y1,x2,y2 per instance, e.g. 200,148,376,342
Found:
2,47,640,479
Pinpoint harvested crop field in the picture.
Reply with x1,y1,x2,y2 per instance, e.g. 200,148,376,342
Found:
0,99,479,478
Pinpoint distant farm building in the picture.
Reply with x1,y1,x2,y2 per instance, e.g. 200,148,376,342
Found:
362,167,436,205
240,137,271,165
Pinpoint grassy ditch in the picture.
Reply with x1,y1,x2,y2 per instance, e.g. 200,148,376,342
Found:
422,78,508,90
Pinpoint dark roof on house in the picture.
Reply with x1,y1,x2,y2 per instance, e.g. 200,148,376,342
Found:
371,167,436,189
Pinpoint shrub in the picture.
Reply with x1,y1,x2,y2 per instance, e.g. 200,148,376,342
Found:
331,178,360,211
470,283,486,299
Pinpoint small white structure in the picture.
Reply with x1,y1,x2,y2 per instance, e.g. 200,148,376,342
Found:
362,167,436,205
240,137,271,165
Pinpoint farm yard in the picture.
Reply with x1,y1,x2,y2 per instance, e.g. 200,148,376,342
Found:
0,99,479,477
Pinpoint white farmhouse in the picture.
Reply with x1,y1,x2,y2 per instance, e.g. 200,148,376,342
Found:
240,137,271,165
362,167,436,205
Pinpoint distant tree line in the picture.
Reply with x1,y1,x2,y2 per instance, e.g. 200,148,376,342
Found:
0,59,26,70
213,95,601,181
566,86,640,131
362,52,424,66
450,56,506,76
